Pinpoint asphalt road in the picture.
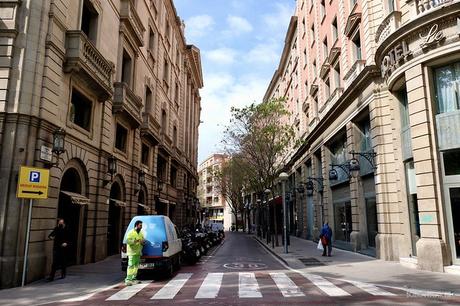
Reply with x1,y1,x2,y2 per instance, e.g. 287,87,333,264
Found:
51,232,460,306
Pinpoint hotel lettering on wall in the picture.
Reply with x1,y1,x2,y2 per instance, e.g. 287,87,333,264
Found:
381,40,411,79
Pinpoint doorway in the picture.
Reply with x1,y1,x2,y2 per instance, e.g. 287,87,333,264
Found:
58,168,86,266
446,186,460,264
306,196,314,240
107,182,123,256
365,197,378,247
137,190,146,215
334,201,352,242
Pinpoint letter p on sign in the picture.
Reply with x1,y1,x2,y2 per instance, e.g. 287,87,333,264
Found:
29,171,40,183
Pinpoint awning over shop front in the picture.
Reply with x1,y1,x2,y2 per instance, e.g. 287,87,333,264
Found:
137,203,152,213
60,191,90,205
157,198,169,204
109,198,127,207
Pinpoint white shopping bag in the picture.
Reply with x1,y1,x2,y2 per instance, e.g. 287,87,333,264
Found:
317,240,323,250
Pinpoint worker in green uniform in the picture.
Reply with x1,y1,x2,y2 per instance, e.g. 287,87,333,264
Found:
125,220,145,286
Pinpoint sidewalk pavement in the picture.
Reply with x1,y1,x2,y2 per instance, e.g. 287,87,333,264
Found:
0,255,123,306
254,234,460,295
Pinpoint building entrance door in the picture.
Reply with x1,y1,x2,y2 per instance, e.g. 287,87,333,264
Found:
107,182,123,256
446,186,460,264
334,201,352,242
58,168,85,266
365,197,378,248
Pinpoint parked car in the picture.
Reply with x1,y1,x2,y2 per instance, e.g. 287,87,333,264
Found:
121,215,182,278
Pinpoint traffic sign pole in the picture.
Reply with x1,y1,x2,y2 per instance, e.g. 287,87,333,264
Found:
21,199,33,287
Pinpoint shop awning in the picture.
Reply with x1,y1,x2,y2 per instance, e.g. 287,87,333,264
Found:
60,191,90,205
157,198,169,204
137,203,152,213
110,198,126,207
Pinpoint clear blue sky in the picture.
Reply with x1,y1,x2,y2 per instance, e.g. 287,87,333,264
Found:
174,0,296,164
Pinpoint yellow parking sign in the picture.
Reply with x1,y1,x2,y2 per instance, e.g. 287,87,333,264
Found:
17,166,50,199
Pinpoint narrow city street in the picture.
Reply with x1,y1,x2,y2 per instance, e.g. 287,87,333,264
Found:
21,232,454,306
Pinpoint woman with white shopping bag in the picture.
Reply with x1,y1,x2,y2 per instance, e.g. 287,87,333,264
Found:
319,223,332,256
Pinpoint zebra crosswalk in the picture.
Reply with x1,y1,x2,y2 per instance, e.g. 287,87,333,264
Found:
89,271,398,302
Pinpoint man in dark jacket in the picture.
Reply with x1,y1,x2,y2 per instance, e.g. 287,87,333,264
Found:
320,223,333,257
47,219,70,281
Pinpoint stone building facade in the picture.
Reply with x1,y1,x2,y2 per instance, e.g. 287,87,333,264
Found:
0,0,202,288
197,153,234,230
263,0,460,274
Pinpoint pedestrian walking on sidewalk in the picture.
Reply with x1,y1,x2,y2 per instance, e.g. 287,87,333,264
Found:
125,220,145,286
320,223,332,257
47,219,69,281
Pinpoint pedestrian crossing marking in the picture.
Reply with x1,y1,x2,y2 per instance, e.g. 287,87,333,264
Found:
269,272,305,297
106,282,150,301
195,272,224,299
345,280,395,296
69,271,407,302
151,273,192,300
239,272,262,298
299,272,351,297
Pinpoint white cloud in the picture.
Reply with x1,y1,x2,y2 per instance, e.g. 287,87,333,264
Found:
262,3,293,35
205,48,238,65
245,42,280,64
198,73,270,162
184,15,214,39
226,15,253,34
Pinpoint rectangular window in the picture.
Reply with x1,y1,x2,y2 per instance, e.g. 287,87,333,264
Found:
141,143,149,165
443,150,460,176
161,110,167,134
163,59,169,83
303,48,307,67
434,62,460,114
173,126,178,147
171,166,177,187
312,60,317,78
145,86,153,113
387,0,395,13
325,78,330,99
148,28,155,51
70,89,92,131
398,87,409,128
115,123,128,152
122,50,132,86
323,38,328,60
310,24,315,45
332,17,338,43
320,0,326,20
81,0,98,43
333,63,341,89
352,33,362,61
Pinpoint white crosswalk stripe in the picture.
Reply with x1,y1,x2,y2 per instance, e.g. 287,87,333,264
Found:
195,272,224,299
239,272,262,298
299,272,351,297
151,273,192,300
269,272,305,297
345,280,395,296
106,282,150,301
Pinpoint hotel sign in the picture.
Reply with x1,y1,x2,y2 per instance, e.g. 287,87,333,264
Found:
381,40,411,79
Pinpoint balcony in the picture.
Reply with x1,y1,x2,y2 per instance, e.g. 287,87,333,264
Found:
328,41,341,64
309,78,319,95
375,11,402,46
414,0,457,15
436,110,460,151
64,31,114,101
302,101,309,112
344,4,361,37
320,61,330,79
319,87,343,115
119,0,145,48
344,60,366,88
113,82,143,127
141,112,161,144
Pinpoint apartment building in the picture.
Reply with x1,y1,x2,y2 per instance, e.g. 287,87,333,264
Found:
0,0,202,287
198,153,234,229
264,0,460,273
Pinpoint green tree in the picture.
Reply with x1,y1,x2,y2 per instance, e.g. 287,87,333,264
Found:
222,98,298,242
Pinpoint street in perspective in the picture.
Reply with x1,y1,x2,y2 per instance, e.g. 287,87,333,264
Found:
1,0,460,305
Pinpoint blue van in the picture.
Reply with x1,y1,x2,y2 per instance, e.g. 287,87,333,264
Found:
121,215,182,277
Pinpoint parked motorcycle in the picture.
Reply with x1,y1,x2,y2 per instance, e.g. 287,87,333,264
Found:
181,229,201,264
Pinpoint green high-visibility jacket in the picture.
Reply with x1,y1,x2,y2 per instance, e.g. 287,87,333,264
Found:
126,229,144,256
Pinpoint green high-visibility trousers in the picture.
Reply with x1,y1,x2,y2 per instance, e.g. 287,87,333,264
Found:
125,255,140,283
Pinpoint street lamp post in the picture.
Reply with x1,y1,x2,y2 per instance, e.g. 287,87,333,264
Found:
264,188,271,246
279,172,289,254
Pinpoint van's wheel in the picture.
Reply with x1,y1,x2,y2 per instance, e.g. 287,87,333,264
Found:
166,261,174,278
173,255,181,271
